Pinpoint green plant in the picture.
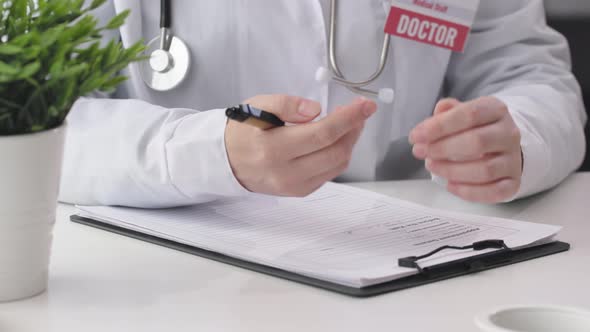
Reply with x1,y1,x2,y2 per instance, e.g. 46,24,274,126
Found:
0,0,145,135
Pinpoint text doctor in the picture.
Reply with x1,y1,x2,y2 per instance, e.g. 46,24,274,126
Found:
60,0,586,208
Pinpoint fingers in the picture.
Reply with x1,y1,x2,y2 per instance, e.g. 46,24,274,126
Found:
279,162,347,197
279,161,348,197
272,97,376,158
447,178,520,204
291,125,362,177
244,95,321,124
228,94,374,197
265,152,352,198
415,117,521,161
433,98,460,115
288,126,364,197
410,96,524,203
426,152,520,184
297,159,351,197
410,97,507,145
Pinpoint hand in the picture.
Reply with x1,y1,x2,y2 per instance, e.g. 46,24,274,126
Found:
409,96,523,203
225,95,377,197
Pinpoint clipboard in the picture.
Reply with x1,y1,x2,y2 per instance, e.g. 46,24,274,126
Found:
70,214,570,298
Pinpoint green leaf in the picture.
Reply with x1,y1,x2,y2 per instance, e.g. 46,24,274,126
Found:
40,25,65,48
49,47,68,76
0,0,142,134
71,0,85,11
125,41,148,60
52,63,88,80
101,75,127,90
105,10,130,30
10,0,28,19
66,15,98,42
0,113,11,122
10,33,34,47
0,74,16,83
22,46,41,60
0,44,23,55
17,61,41,79
0,61,19,75
49,57,65,77
0,97,22,109
31,124,44,132
89,0,107,10
101,40,119,67
55,78,76,110
48,105,59,117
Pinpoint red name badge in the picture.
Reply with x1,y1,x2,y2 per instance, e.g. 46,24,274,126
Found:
384,0,479,53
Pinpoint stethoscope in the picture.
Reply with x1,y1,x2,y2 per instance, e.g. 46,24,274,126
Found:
141,0,395,104
315,0,395,104
140,0,190,91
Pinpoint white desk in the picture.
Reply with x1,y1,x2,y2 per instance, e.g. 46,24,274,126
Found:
2,174,590,332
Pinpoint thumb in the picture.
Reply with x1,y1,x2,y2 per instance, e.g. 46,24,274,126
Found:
243,95,321,124
434,98,461,115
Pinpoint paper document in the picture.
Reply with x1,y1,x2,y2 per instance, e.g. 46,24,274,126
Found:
77,183,560,288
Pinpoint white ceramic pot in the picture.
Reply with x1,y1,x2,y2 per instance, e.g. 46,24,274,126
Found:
0,124,66,302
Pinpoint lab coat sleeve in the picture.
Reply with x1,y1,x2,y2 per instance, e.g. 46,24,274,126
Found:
59,97,250,208
442,0,587,200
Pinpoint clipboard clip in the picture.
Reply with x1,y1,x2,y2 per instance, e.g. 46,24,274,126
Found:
398,240,510,274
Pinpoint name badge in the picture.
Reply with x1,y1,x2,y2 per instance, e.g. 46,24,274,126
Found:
384,0,480,52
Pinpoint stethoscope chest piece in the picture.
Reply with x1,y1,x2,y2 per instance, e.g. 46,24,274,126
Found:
140,33,191,91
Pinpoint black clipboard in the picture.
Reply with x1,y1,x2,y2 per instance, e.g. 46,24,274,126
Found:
70,214,570,298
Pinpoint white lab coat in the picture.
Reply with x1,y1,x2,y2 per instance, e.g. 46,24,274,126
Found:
60,0,586,208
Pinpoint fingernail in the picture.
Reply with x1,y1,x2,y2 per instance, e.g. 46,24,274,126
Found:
298,100,320,117
413,144,427,159
361,100,376,117
409,128,425,144
353,96,367,105
424,158,432,171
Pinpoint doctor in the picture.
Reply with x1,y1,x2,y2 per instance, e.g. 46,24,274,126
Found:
60,0,586,208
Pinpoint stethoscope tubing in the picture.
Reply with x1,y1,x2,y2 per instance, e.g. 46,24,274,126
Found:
328,0,391,88
322,0,394,102
161,0,171,29
159,0,172,51
143,0,393,102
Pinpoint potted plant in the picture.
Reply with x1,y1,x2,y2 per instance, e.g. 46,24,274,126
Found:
0,0,144,301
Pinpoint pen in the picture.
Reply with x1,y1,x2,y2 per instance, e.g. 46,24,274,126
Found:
225,104,285,130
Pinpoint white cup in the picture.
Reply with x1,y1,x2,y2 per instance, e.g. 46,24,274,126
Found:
475,305,590,332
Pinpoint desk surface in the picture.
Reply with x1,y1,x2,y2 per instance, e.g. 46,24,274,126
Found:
2,174,590,332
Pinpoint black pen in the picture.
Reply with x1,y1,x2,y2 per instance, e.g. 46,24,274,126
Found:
225,104,285,130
